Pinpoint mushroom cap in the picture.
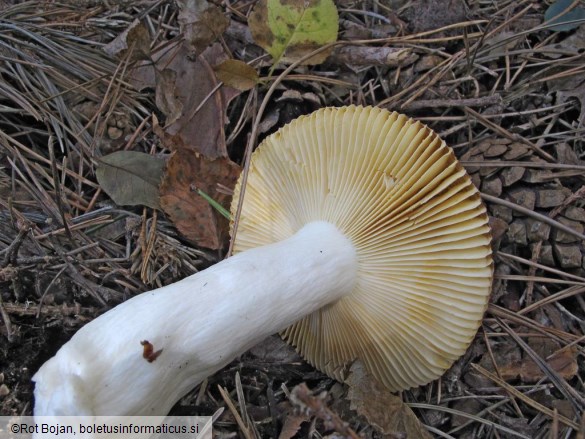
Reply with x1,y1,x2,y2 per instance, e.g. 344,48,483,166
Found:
230,106,493,391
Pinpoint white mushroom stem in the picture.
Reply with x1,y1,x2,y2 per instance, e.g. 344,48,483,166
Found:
33,221,357,416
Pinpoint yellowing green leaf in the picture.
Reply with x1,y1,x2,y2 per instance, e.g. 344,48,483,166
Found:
249,0,338,66
213,59,259,91
96,151,165,209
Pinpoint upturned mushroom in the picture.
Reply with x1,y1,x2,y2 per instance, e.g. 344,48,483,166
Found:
33,106,493,416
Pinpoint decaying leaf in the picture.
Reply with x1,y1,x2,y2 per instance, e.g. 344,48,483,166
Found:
347,361,433,439
103,19,151,60
249,0,339,66
153,44,240,158
557,80,585,126
160,150,241,249
544,0,585,32
496,339,578,383
214,59,259,91
155,68,183,126
96,151,165,210
288,383,360,438
249,335,302,363
278,412,309,439
177,0,229,54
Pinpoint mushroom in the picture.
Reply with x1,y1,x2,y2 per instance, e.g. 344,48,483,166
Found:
33,106,493,416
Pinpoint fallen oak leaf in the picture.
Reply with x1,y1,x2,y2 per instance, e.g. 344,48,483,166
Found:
347,361,433,439
160,150,240,249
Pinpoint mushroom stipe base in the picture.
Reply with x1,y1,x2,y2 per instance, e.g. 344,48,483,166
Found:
33,222,357,416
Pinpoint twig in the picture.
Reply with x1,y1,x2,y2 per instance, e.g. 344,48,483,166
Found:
488,304,580,344
289,383,361,439
461,161,585,171
402,94,502,111
0,295,15,342
470,363,580,430
218,385,256,439
1,225,28,268
3,301,98,317
331,45,416,67
496,318,585,414
497,252,585,283
465,107,556,161
481,194,585,242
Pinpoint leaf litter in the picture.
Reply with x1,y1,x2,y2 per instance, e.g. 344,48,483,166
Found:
1,0,585,437
160,150,240,250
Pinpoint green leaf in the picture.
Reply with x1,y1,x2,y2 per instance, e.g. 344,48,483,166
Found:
96,151,165,209
248,0,338,66
544,0,585,32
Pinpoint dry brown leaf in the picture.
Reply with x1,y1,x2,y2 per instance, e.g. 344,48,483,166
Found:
278,412,309,439
177,0,229,55
155,68,183,126
347,361,433,439
103,19,151,60
153,44,239,158
498,341,578,383
214,59,259,91
249,336,302,363
160,150,240,249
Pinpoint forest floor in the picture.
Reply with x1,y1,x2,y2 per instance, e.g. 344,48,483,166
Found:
1,0,585,438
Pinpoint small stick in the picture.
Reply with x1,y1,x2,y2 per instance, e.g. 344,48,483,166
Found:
481,194,585,242
0,296,15,342
289,383,361,439
470,363,580,430
218,385,255,439
402,94,502,111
